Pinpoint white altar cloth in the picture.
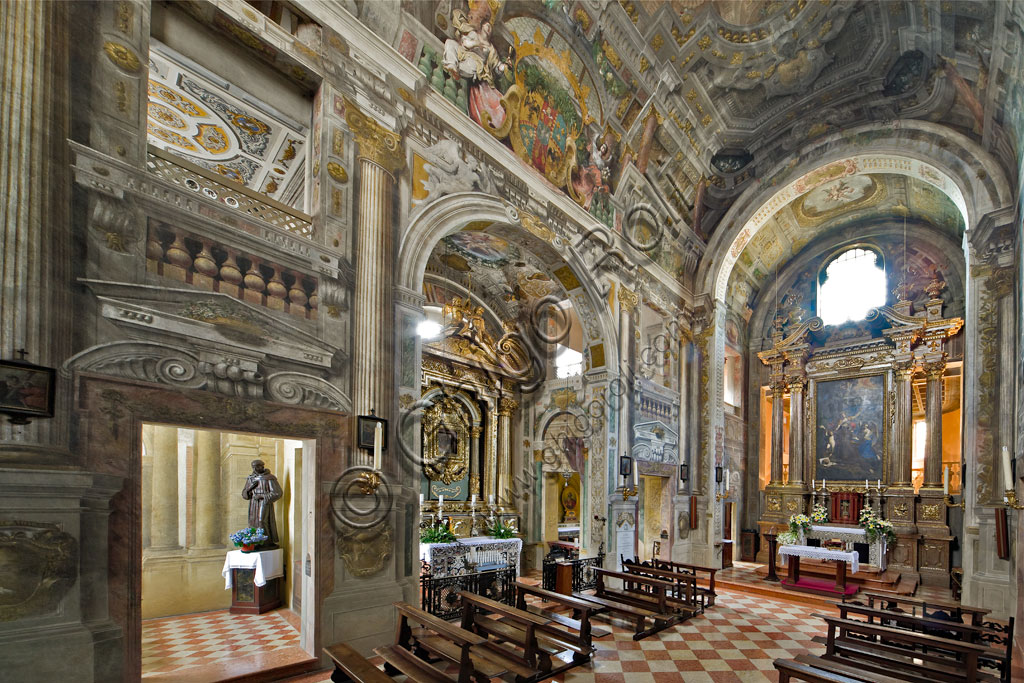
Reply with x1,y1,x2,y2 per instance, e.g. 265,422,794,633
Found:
222,548,284,588
780,544,859,575
810,525,866,537
420,536,522,577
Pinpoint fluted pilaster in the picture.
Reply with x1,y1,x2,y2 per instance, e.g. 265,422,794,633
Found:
770,384,785,485
787,378,806,484
0,0,71,454
923,359,946,488
497,398,518,502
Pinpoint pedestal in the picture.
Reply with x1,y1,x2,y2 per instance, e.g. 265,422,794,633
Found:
764,533,779,582
230,570,282,615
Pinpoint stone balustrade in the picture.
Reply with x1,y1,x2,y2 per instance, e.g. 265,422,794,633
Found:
146,222,318,320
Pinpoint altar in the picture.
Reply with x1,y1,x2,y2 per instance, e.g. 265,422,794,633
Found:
419,536,522,577
804,524,886,570
780,544,859,597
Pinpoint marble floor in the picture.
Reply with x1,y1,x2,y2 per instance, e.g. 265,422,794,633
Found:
142,607,313,682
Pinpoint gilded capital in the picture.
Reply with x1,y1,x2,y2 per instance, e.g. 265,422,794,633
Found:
343,98,404,173
922,359,946,380
498,397,519,415
618,286,639,313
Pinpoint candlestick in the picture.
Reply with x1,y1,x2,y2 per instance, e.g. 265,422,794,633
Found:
823,479,827,491
725,470,730,490
471,493,477,506
865,479,868,490
419,493,424,505
943,466,949,496
438,495,444,509
1001,446,1013,490
632,466,638,488
877,479,880,489
488,494,495,505
373,421,383,471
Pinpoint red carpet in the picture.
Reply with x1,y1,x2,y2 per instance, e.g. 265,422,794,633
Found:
781,576,860,597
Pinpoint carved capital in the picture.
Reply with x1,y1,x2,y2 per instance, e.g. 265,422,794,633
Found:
922,359,946,380
498,397,519,416
618,286,639,313
892,359,916,380
344,98,404,173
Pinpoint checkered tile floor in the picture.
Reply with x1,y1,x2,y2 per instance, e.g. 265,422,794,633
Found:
142,608,301,676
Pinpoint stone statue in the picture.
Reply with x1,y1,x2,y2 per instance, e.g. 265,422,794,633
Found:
242,460,283,548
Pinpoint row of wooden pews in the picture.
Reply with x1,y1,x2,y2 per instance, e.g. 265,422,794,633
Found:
323,580,606,682
772,592,1014,683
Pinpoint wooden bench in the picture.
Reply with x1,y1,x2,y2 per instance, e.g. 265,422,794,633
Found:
819,614,997,683
389,601,521,683
774,654,907,683
514,580,610,650
649,557,718,607
622,558,704,614
459,590,589,676
323,642,393,683
374,644,454,683
856,591,991,626
572,567,680,640
834,603,1013,683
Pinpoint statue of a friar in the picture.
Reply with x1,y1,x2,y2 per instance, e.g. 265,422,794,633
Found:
242,459,283,549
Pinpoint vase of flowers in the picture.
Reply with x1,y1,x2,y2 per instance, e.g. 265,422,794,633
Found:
858,507,895,545
788,513,811,537
230,527,268,552
810,503,829,524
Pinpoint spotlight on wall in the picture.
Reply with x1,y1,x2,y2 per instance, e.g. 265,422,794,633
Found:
715,466,723,484
679,464,688,483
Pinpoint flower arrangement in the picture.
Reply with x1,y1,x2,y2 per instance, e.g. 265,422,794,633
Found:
777,530,800,546
229,527,268,551
420,526,457,544
858,507,896,545
810,503,829,524
486,518,516,539
788,513,812,536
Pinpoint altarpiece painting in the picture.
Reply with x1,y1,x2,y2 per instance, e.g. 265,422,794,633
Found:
814,374,885,481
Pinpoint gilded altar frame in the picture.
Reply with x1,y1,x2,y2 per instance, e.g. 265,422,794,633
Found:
422,396,471,485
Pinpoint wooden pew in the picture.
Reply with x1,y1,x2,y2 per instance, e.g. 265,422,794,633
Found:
856,591,990,626
819,614,997,683
390,601,524,683
373,644,454,683
650,557,719,607
323,642,393,683
774,654,907,683
834,603,1013,683
572,567,680,640
513,580,610,650
622,558,704,614
458,591,588,677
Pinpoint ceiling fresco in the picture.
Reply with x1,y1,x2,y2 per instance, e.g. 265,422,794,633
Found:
383,0,1014,266
147,43,307,206
726,172,965,311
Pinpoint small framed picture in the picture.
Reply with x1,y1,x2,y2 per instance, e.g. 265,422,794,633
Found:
356,414,388,450
0,359,56,424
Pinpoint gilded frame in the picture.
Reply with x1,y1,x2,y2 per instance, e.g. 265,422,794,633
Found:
808,368,889,484
422,397,471,485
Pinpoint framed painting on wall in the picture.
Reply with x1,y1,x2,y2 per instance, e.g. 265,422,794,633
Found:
0,359,56,424
814,374,885,481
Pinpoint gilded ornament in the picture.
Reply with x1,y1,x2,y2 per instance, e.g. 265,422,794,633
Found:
343,98,404,173
327,162,349,183
103,41,142,73
422,397,470,484
919,503,941,521
337,523,393,577
786,499,799,512
618,286,639,313
767,495,781,512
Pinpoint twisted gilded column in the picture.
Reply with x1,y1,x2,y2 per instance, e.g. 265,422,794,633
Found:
193,429,222,547
149,426,180,549
923,359,946,488
497,398,518,503
345,99,403,468
0,0,71,453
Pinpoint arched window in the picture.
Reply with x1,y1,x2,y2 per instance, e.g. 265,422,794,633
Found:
818,248,886,325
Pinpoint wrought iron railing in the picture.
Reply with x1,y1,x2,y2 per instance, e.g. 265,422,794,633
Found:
146,145,314,238
542,552,605,592
420,565,517,620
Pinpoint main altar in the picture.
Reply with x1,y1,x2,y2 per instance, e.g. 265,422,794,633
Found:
419,536,523,577
755,277,963,588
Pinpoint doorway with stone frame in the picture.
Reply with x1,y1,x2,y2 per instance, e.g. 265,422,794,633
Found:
139,424,318,681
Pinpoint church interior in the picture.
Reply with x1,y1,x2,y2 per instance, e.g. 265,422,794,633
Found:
2,1,1024,681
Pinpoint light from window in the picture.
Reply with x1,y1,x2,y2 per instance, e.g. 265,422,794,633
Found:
556,345,583,378
819,248,885,325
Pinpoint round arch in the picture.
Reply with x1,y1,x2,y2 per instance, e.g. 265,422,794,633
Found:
698,120,1014,302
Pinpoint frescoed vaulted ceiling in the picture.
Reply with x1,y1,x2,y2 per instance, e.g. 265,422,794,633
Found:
377,0,1014,263
147,42,307,207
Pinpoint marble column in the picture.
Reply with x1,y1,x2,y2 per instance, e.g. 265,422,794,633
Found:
497,398,517,503
618,287,639,468
470,426,482,498
770,382,785,485
150,425,180,549
0,0,71,456
193,429,222,547
892,361,915,486
787,377,806,485
344,99,404,469
923,359,946,488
